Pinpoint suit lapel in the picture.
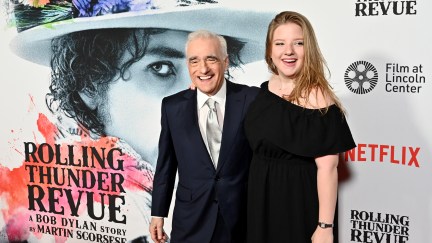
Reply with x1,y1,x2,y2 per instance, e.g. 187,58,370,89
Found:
182,90,216,171
217,81,245,172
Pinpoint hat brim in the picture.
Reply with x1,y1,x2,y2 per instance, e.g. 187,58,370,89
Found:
10,5,274,66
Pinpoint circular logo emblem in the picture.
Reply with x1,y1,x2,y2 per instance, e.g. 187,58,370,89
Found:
344,61,378,94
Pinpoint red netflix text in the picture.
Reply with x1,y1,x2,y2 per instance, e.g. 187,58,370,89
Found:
344,144,420,167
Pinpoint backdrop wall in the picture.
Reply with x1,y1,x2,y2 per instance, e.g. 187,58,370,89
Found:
1,0,430,242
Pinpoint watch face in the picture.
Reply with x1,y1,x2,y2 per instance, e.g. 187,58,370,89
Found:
318,222,333,228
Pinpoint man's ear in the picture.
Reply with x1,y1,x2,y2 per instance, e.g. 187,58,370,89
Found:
224,57,229,70
78,90,98,110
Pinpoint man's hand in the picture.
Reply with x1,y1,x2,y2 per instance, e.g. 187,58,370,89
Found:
150,217,168,243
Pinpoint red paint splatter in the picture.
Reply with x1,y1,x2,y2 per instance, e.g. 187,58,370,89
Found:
1,113,154,242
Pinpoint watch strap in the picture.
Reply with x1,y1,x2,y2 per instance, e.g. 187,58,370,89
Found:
318,222,334,228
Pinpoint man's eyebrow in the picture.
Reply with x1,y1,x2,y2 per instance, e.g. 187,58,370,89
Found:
188,55,219,61
188,56,198,62
147,46,185,58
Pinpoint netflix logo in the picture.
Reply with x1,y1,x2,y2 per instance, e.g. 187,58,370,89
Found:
345,144,420,168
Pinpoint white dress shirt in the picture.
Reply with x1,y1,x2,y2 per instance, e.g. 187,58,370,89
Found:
197,80,226,168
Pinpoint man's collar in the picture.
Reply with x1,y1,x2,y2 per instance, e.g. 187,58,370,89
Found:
197,79,227,108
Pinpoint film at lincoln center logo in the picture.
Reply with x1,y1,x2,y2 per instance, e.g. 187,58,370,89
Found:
344,61,378,94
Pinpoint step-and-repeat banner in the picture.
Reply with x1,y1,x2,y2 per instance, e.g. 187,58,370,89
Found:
1,0,430,242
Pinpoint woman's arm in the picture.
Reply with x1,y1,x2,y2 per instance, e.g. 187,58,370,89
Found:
312,154,339,243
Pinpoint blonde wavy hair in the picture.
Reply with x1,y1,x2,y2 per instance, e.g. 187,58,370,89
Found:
265,11,344,113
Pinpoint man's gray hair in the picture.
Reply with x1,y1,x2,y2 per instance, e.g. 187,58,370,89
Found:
185,29,228,57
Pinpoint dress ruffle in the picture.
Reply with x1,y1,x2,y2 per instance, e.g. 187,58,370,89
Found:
245,81,356,158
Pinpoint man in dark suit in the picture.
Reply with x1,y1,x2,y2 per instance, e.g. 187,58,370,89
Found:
149,30,259,243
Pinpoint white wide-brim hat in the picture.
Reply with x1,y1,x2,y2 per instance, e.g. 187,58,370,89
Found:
9,0,275,66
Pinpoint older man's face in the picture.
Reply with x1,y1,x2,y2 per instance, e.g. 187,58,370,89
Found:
100,29,190,166
187,37,228,96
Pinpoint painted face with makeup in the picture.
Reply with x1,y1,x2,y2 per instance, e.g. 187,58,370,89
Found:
50,28,244,167
100,30,190,165
270,22,305,80
50,29,190,166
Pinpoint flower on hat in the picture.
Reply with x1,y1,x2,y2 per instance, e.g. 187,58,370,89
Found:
9,0,217,32
72,0,154,17
28,0,51,7
10,0,72,32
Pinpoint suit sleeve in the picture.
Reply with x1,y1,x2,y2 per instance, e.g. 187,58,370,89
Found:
151,98,178,217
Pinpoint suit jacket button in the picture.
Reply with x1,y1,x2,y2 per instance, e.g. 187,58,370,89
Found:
214,176,220,181
213,199,218,204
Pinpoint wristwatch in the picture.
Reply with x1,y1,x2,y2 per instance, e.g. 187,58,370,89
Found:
318,222,334,228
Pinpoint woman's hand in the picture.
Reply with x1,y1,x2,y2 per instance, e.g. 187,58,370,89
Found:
311,226,333,243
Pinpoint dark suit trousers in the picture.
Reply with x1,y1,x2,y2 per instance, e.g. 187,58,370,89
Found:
210,209,231,243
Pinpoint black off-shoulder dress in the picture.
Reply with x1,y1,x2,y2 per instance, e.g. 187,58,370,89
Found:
245,81,356,243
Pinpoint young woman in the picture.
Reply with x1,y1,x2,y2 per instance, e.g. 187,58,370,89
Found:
245,11,356,243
